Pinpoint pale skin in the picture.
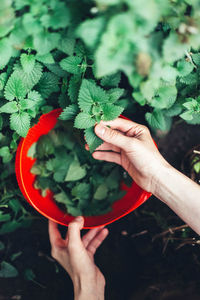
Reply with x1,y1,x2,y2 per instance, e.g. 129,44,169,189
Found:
49,118,200,300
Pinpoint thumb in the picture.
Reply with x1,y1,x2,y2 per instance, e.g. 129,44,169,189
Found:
95,124,129,149
67,216,84,248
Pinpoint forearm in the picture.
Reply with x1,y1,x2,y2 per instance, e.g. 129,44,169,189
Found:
73,277,105,300
153,163,200,235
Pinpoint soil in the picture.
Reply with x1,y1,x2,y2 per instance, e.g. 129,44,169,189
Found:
1,120,200,300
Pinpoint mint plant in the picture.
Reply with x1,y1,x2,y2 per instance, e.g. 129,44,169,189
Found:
0,0,199,232
30,121,126,216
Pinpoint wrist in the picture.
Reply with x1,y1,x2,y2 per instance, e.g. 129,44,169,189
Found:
150,159,172,196
73,275,105,300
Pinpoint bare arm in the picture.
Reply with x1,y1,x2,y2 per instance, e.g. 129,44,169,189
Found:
88,118,200,235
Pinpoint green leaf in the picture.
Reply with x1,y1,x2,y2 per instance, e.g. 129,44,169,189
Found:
74,112,96,129
36,53,55,64
194,161,200,174
78,79,109,112
68,75,82,103
94,184,108,200
60,56,83,75
77,17,105,49
0,38,13,70
33,31,60,55
59,104,79,121
4,72,27,101
0,261,18,278
107,88,124,103
180,111,193,121
65,160,86,181
24,268,36,281
10,112,30,137
13,62,43,93
54,192,72,205
145,110,172,131
27,90,43,103
20,54,35,73
177,59,194,77
0,146,12,163
163,32,187,63
71,183,91,200
0,102,18,113
36,72,59,99
192,53,200,66
84,127,103,153
151,85,177,109
101,104,124,121
101,72,121,87
132,92,146,106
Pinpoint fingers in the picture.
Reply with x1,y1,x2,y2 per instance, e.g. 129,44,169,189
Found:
87,228,109,255
98,118,139,134
92,151,121,165
82,226,105,248
96,118,150,141
85,142,120,153
67,216,84,249
49,220,62,245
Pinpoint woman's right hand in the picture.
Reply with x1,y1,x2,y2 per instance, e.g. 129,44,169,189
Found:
86,118,169,193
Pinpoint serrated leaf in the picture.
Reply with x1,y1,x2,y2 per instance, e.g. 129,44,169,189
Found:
20,54,35,73
145,110,172,131
192,53,200,66
14,62,43,92
132,92,146,106
60,56,83,75
0,261,18,278
10,112,30,137
163,32,187,63
65,160,86,181
74,112,96,129
4,72,27,101
36,53,55,64
36,72,59,99
27,90,43,103
180,111,193,121
0,101,18,113
59,104,79,121
78,79,109,112
84,127,103,153
68,75,82,103
101,72,121,87
107,88,124,103
33,31,60,55
101,104,124,121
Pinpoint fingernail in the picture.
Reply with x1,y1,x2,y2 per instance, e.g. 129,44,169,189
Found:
95,124,105,136
76,216,83,222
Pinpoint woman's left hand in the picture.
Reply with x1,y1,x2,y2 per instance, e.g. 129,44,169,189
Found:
49,216,108,300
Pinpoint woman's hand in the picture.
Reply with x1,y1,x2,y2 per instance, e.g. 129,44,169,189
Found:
49,217,108,300
86,118,169,193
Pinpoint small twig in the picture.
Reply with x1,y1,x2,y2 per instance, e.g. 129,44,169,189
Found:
152,224,188,241
185,50,197,69
162,237,170,254
193,150,200,155
131,230,148,238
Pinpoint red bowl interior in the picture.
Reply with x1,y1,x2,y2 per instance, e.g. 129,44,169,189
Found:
15,108,151,228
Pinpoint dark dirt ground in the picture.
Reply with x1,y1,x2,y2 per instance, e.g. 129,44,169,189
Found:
1,120,200,300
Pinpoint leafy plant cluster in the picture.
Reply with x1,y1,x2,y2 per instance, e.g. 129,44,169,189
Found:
30,121,126,216
0,1,199,230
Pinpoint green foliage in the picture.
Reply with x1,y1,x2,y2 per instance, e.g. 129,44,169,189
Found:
0,0,199,237
31,121,127,216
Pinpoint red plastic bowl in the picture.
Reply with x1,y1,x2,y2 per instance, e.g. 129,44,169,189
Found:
15,108,151,229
